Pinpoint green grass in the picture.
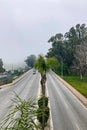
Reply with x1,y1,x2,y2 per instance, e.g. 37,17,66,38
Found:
63,75,87,98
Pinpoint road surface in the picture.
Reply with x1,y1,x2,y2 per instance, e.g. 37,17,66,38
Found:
47,71,87,130
0,70,87,130
0,70,40,123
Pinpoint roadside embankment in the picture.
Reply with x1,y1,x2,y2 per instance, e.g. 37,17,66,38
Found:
52,71,87,107
0,71,30,89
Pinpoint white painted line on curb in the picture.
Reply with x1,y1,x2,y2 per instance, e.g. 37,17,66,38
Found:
37,76,42,98
75,123,80,130
46,83,54,130
35,76,41,129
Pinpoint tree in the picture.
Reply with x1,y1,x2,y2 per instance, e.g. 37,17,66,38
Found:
35,55,50,130
0,58,5,73
47,33,72,76
25,55,36,68
66,24,87,78
35,55,49,95
65,24,87,46
75,42,87,79
47,23,87,76
47,57,60,72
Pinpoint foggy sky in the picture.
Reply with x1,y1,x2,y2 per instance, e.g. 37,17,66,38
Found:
0,0,87,64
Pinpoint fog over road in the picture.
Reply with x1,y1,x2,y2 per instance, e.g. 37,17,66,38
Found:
47,71,87,130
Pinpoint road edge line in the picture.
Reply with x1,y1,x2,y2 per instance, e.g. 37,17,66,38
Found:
46,82,54,130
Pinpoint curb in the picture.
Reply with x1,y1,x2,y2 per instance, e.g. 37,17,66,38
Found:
46,84,54,130
37,76,54,130
52,72,87,107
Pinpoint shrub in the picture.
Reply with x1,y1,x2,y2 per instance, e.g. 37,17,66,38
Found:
0,94,40,130
38,96,48,107
37,96,49,130
37,106,49,128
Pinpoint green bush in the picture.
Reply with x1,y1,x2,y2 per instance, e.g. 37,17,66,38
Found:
37,106,49,127
38,96,48,107
37,96,49,129
0,94,40,130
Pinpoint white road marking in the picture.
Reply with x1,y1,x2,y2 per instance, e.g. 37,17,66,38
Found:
46,83,54,130
75,123,80,130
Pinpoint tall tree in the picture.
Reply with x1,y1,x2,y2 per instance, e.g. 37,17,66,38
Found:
64,24,87,47
35,55,50,130
47,23,87,76
0,58,5,73
35,55,49,95
66,24,87,78
47,33,74,75
47,57,59,72
75,41,87,79
25,55,36,68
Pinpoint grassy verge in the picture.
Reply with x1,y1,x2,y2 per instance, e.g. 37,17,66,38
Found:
63,75,87,98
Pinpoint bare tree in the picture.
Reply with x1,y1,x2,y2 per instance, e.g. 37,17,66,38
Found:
75,41,87,79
